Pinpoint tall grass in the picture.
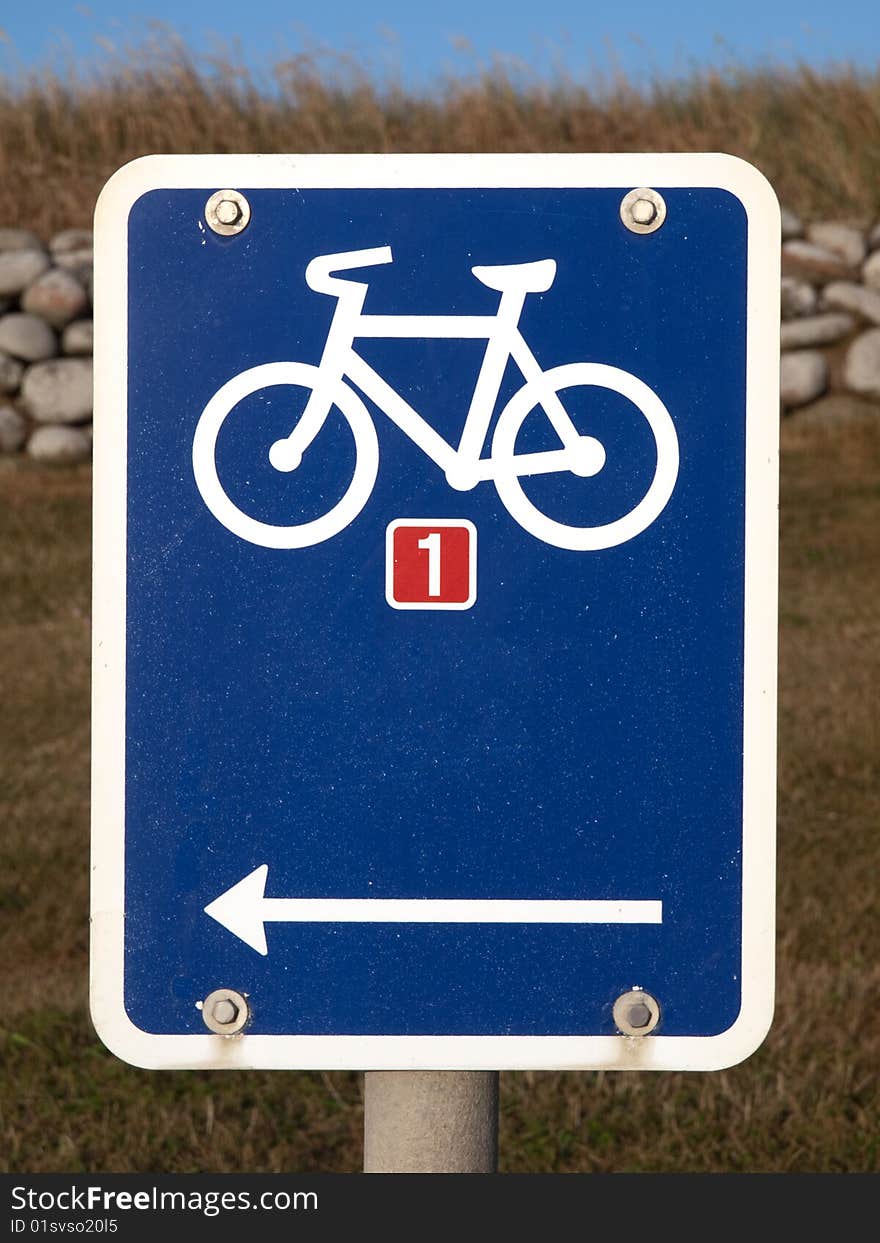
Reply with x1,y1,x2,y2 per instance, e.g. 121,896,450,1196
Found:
1,35,879,235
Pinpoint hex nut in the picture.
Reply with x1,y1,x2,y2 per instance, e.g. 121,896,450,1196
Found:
201,988,250,1034
215,200,242,226
630,199,657,226
613,989,661,1036
205,190,251,237
626,1001,652,1028
620,188,667,235
212,998,239,1025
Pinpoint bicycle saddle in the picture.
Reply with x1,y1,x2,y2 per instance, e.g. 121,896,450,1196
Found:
471,259,557,293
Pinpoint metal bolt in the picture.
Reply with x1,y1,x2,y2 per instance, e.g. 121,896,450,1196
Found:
612,988,661,1036
211,998,239,1025
620,188,667,235
630,198,657,226
200,987,249,1034
626,1001,652,1028
215,199,242,226
205,189,251,237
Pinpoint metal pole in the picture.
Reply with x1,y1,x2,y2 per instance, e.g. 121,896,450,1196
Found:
363,1071,499,1173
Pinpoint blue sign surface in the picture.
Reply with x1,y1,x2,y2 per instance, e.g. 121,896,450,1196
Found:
91,155,778,1069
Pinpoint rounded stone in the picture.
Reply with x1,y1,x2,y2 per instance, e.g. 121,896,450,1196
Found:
50,228,93,254
21,267,89,329
806,222,867,268
782,239,855,281
781,277,817,319
0,227,45,253
783,240,837,264
843,328,880,398
26,424,91,465
780,351,828,408
0,349,24,393
0,403,26,452
61,319,93,356
862,250,880,291
0,249,51,298
21,357,93,424
0,313,58,362
780,312,855,350
820,281,880,326
54,248,93,279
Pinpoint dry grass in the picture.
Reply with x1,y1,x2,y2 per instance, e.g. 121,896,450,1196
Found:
1,408,878,1173
1,41,879,1172
1,37,880,235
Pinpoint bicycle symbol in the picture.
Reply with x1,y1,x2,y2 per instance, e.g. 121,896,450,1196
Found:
192,246,679,551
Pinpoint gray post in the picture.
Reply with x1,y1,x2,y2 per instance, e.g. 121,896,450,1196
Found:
363,1071,499,1173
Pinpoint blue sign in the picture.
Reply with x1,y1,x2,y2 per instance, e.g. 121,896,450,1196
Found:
91,155,778,1070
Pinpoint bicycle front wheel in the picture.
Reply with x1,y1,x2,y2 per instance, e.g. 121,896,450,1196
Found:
492,363,679,551
192,362,379,549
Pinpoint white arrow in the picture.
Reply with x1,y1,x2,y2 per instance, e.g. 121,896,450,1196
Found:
205,865,663,956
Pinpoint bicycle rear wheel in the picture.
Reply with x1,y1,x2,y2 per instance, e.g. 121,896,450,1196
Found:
492,363,679,551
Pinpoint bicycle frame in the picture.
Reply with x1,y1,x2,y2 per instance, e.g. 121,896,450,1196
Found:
277,252,582,491
193,247,677,552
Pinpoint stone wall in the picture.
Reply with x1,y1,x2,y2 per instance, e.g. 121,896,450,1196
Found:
1,209,879,465
0,228,93,464
780,208,880,409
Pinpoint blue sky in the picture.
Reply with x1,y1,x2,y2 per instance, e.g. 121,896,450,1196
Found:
1,1,878,85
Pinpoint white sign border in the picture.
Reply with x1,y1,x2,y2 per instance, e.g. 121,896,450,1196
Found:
91,152,778,1072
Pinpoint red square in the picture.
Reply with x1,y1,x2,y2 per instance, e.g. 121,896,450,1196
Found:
386,520,477,610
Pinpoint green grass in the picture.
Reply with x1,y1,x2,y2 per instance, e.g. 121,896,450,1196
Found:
1,410,879,1173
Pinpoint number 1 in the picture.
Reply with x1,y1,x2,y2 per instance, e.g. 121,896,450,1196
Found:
418,532,441,596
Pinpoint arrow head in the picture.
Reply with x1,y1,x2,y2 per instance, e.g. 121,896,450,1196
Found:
204,864,269,955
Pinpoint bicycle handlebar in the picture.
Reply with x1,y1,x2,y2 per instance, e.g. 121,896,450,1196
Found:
305,246,393,296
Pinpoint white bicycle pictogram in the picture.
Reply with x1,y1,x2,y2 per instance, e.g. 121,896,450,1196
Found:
192,246,679,551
